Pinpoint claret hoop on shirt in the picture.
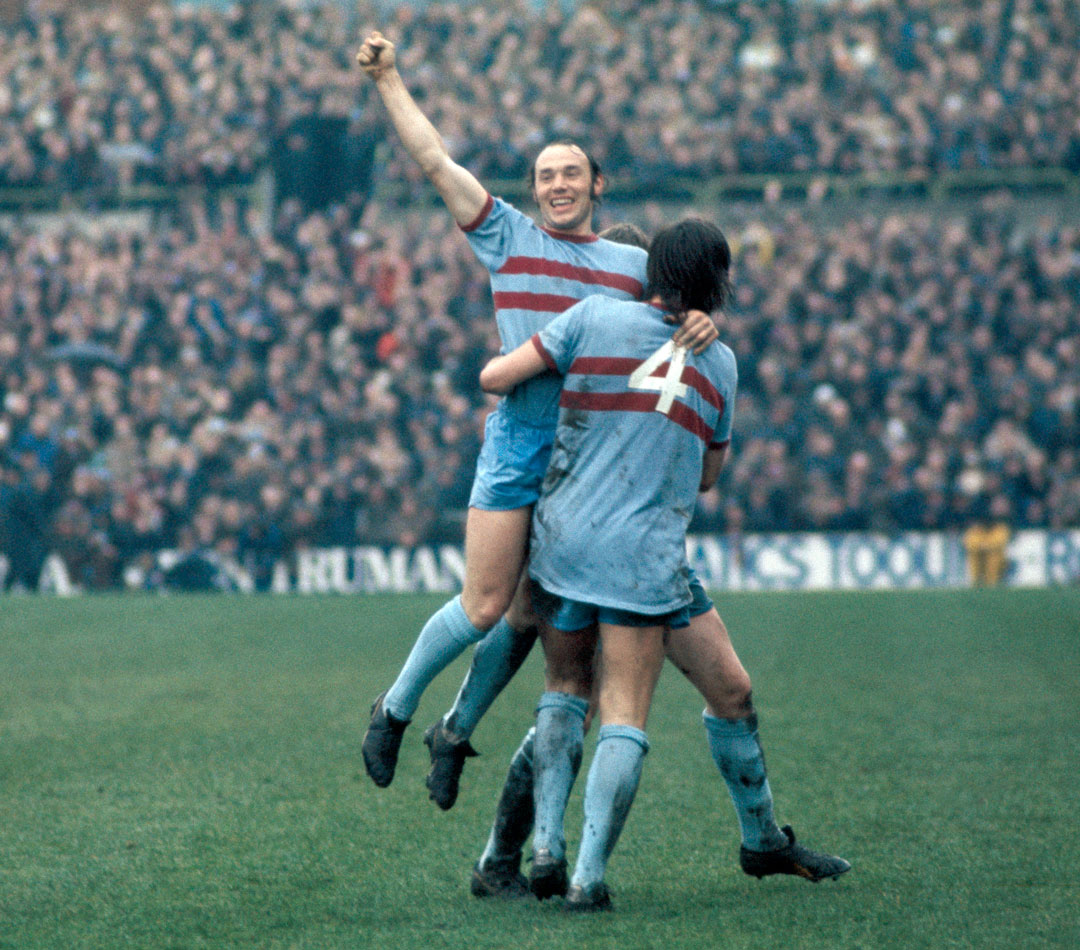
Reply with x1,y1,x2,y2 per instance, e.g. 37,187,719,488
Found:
628,340,690,415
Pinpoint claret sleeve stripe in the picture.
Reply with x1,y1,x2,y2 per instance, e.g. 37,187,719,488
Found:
498,257,644,296
531,333,559,372
460,194,496,233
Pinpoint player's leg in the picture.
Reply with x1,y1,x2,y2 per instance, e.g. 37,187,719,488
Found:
422,413,553,807
425,566,539,809
362,505,530,787
669,597,851,881
445,565,540,738
528,614,595,899
471,725,536,899
566,620,666,912
473,589,596,900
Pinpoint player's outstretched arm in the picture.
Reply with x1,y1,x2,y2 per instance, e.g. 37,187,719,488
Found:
669,309,719,354
480,338,549,394
356,31,488,227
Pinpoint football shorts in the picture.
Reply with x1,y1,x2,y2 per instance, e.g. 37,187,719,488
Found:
687,570,714,617
531,581,692,632
468,406,555,511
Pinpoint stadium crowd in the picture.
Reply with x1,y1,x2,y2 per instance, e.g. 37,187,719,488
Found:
1,189,1077,590
0,0,1079,194
1,0,1079,590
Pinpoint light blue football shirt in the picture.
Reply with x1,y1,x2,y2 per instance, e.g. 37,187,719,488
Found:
462,195,647,428
528,296,737,614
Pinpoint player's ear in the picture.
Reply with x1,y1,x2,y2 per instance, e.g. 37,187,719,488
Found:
591,172,605,201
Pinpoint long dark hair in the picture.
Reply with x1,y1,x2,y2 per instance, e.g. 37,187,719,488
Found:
645,218,731,313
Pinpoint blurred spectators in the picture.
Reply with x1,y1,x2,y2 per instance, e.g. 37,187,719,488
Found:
1,188,1078,589
0,190,491,588
1,0,1079,193
1,0,1079,589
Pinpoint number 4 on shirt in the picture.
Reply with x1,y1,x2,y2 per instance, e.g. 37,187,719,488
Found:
628,340,689,415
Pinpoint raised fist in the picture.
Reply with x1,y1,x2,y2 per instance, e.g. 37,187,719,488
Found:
356,31,395,79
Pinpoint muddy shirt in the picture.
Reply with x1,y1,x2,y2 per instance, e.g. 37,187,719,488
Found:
527,296,737,613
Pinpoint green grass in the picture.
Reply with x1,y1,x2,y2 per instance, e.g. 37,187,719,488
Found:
1,589,1078,949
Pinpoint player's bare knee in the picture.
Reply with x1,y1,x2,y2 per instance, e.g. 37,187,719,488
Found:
544,657,592,699
460,590,513,632
732,681,754,716
544,672,591,700
708,677,754,720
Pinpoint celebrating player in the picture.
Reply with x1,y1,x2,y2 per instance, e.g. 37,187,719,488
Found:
355,32,848,900
477,219,850,909
354,30,716,801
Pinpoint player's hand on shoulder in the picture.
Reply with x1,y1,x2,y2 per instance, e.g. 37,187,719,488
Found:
670,309,720,354
357,30,396,79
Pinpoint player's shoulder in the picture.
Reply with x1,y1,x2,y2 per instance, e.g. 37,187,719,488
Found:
712,339,737,367
697,338,738,381
468,195,544,240
594,236,648,268
487,196,533,228
595,235,648,258
577,294,642,322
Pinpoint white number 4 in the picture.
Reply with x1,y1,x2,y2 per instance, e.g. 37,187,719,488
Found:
628,341,689,416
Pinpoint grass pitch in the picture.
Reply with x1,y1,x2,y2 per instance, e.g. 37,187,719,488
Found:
0,588,1077,949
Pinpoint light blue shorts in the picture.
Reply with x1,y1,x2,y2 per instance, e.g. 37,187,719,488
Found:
468,408,556,511
531,575,713,633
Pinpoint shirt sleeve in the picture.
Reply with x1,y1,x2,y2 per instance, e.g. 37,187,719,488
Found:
710,348,738,447
536,299,589,374
461,197,526,273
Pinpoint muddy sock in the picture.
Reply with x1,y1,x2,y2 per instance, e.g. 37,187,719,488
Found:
703,711,787,851
443,619,537,740
478,726,536,866
383,595,485,721
531,692,588,860
571,725,649,889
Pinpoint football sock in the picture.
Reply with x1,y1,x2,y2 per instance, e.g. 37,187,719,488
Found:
703,712,788,852
531,692,589,861
478,727,536,866
442,618,538,740
382,596,485,722
571,725,649,888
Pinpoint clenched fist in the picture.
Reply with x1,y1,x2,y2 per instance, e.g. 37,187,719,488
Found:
356,31,395,79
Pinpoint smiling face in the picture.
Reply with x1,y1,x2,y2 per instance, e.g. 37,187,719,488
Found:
530,143,602,235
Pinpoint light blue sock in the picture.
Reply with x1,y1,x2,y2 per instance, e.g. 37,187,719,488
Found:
703,712,787,851
478,726,536,866
383,596,486,721
443,619,537,740
531,692,589,861
571,725,649,889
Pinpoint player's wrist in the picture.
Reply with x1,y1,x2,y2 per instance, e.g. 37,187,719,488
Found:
370,59,401,83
